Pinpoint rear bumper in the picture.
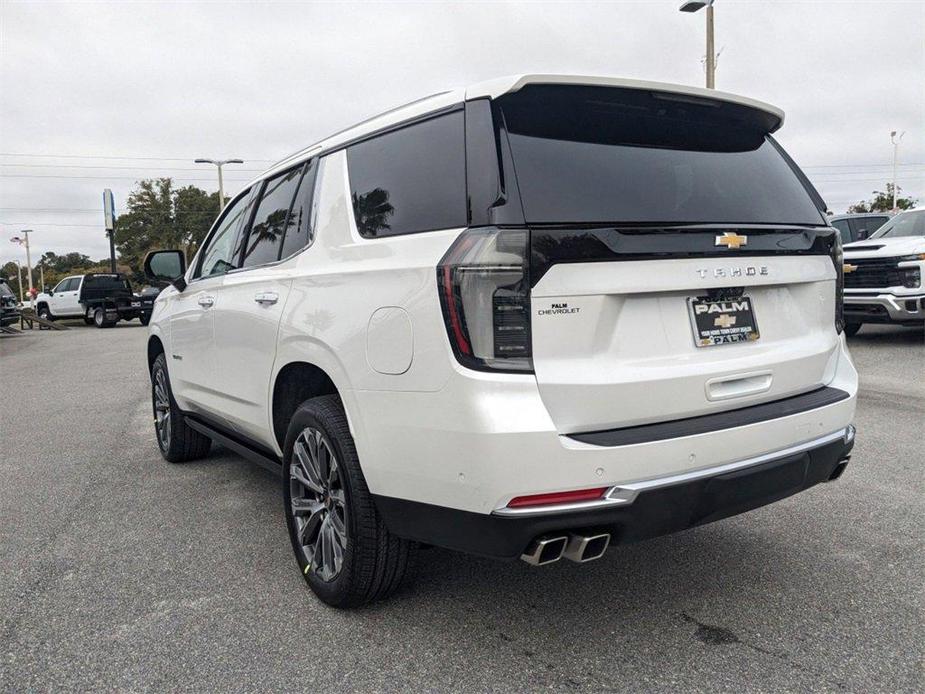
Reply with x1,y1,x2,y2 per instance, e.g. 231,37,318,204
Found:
352,337,858,516
844,292,925,323
373,426,855,559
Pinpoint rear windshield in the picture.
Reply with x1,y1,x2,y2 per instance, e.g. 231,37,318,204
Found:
497,85,824,226
83,274,131,291
870,210,925,238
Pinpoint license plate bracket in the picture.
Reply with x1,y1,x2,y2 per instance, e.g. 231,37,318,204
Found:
688,295,760,347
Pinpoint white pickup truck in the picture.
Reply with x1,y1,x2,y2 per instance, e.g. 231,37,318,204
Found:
35,272,152,327
843,208,925,334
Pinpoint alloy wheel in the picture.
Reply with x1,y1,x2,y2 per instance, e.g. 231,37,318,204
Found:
290,427,348,582
153,369,171,450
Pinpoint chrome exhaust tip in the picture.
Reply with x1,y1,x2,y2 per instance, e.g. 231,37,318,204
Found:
562,532,611,563
826,457,850,482
520,535,568,566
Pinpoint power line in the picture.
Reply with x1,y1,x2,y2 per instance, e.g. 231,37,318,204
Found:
0,173,253,181
801,162,925,169
0,152,275,162
0,163,265,172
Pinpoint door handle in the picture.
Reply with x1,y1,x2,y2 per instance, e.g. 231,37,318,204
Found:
198,295,215,308
254,291,278,305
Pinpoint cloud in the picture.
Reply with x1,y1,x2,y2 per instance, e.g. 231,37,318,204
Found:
1,0,922,265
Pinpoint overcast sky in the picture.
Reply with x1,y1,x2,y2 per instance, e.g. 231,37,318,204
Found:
1,0,923,268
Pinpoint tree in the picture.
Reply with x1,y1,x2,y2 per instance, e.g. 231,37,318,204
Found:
351,188,394,237
115,178,220,282
848,183,917,213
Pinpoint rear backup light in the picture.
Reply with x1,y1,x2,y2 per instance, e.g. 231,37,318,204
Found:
507,487,608,508
437,228,533,373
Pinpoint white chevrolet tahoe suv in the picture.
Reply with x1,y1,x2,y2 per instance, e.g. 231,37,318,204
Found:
143,75,858,607
842,208,925,335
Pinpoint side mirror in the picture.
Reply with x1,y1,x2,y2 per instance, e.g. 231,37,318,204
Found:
144,250,187,292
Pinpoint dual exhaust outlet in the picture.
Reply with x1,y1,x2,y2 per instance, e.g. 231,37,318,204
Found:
521,531,611,566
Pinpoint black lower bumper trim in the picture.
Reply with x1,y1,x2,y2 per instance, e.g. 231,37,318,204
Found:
568,386,849,447
372,432,854,560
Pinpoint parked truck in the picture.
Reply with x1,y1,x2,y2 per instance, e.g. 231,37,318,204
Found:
35,272,151,327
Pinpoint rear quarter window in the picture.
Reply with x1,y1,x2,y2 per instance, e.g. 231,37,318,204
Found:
346,111,466,237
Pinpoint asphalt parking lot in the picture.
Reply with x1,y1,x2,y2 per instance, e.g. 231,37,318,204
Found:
1,321,922,692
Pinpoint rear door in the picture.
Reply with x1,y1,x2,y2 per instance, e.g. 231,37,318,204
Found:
494,84,838,434
210,163,313,444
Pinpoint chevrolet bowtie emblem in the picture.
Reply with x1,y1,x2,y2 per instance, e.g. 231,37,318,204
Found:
714,314,737,328
843,263,857,273
715,232,748,249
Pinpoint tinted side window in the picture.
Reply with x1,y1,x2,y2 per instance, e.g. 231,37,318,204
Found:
196,189,252,279
279,159,321,259
241,167,303,268
831,219,852,243
347,111,466,237
850,216,889,239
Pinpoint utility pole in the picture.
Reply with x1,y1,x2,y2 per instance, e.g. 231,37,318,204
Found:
890,130,905,212
10,230,34,307
680,0,716,89
13,260,24,302
194,158,245,211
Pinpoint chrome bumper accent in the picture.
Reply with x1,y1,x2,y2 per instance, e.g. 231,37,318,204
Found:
844,292,925,320
493,426,855,517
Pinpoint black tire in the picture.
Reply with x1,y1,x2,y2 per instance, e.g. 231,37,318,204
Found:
37,304,53,322
283,395,415,608
150,352,211,463
93,307,116,328
83,316,94,325
844,322,863,337
139,313,151,326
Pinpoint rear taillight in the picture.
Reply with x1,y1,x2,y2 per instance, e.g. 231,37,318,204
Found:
831,233,845,334
437,228,532,373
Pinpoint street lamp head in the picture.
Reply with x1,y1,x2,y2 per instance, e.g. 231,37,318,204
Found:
225,159,244,165
194,158,215,164
680,0,711,12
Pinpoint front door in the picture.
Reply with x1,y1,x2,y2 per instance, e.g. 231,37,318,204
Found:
168,186,255,417
167,276,221,415
51,277,81,315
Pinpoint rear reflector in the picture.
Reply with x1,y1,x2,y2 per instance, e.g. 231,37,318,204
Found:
507,487,608,508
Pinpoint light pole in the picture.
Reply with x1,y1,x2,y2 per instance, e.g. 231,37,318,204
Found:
194,158,244,211
890,130,905,212
680,0,716,89
10,229,34,307
12,260,24,303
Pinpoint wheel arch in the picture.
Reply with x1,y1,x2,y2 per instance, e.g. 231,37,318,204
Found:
147,335,165,373
271,361,341,451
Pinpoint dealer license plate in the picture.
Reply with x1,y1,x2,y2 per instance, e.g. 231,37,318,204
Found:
688,296,760,347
